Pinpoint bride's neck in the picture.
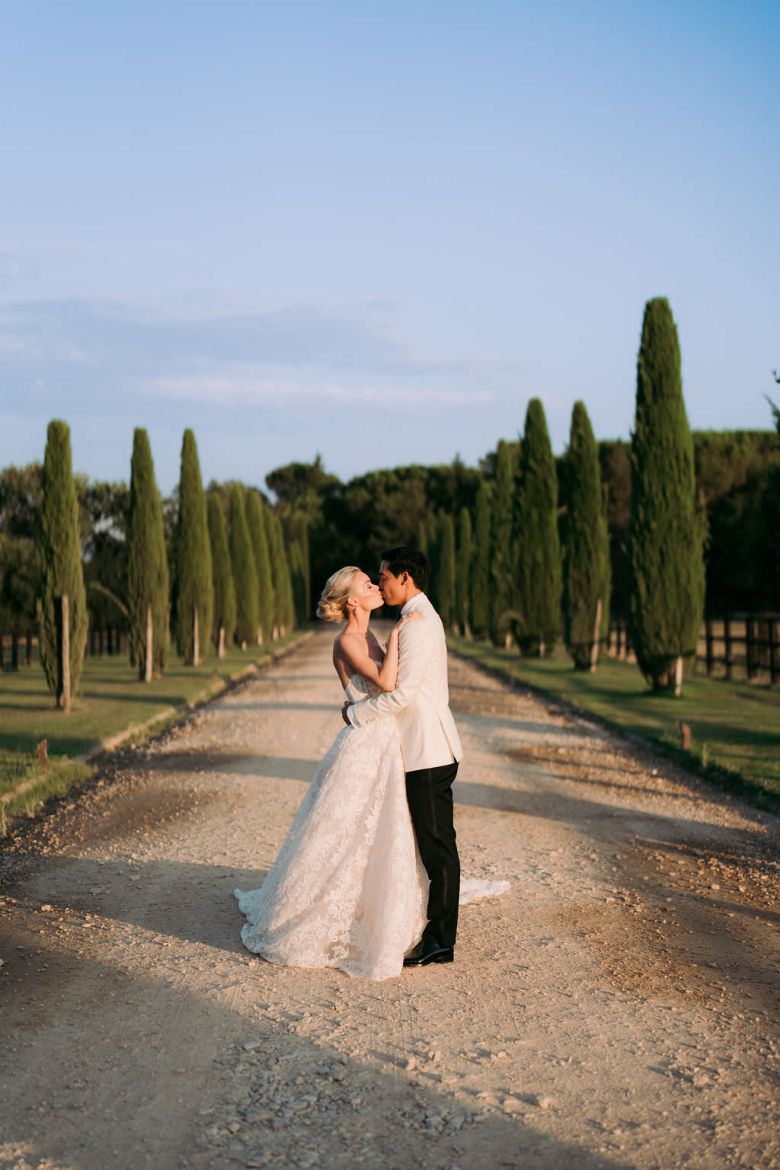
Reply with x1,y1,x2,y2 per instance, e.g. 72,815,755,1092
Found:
344,609,370,635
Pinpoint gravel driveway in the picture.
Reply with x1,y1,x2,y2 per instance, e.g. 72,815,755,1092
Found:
1,630,778,1170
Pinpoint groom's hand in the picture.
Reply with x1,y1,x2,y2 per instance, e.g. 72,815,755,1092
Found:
341,701,352,726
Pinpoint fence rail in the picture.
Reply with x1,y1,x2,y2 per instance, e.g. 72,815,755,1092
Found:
606,614,780,686
1,624,129,671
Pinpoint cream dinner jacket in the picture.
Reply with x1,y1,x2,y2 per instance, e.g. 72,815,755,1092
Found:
347,592,463,772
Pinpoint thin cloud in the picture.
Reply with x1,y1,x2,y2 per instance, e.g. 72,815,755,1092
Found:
145,373,495,411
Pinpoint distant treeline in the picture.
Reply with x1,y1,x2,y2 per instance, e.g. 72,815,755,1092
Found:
266,429,780,621
1,429,778,635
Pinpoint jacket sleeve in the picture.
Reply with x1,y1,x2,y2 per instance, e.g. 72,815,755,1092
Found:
347,619,433,728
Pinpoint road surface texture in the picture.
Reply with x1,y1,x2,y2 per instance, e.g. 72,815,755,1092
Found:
1,630,778,1170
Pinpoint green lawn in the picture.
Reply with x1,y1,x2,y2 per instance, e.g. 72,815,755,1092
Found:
0,631,310,823
449,636,780,811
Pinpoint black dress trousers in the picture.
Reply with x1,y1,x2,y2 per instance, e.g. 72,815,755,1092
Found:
404,760,460,948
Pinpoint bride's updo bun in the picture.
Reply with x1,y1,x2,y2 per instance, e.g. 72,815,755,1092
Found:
316,566,361,623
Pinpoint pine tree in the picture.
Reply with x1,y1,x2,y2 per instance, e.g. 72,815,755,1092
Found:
562,402,610,670
490,440,515,646
228,486,259,647
470,480,491,639
435,512,456,629
455,507,472,635
128,428,169,681
245,490,273,643
37,419,88,709
173,430,213,665
513,399,562,655
629,297,705,693
207,492,236,657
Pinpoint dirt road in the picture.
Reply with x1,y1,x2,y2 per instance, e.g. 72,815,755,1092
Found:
1,631,778,1170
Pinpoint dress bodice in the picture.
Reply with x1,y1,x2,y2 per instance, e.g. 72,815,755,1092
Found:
344,672,382,703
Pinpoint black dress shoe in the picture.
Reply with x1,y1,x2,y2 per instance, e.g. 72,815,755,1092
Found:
403,939,454,967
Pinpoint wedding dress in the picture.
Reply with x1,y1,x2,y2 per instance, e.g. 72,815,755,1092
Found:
234,673,509,981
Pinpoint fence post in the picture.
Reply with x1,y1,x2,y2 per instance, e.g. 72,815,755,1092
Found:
705,619,714,677
746,617,755,681
724,619,733,680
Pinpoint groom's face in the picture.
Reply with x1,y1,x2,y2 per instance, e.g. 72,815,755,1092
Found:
378,561,406,607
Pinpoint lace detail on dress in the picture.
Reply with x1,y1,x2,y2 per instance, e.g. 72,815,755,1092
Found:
234,669,509,980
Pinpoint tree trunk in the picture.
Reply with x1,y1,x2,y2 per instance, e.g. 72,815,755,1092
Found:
589,598,602,673
217,625,226,659
144,603,154,683
673,654,683,697
59,594,71,713
192,606,200,667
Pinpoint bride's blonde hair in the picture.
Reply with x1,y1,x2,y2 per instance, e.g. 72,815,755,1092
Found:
316,566,361,623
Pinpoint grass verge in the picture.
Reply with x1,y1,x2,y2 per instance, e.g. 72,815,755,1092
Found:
0,630,312,829
448,636,780,813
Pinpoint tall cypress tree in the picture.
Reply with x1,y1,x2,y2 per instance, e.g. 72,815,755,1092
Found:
276,514,297,634
229,486,259,647
245,490,273,644
128,428,169,681
435,511,456,629
292,512,311,619
264,509,295,636
629,297,705,693
262,505,283,639
514,399,561,655
207,492,236,657
173,429,213,665
490,439,515,646
37,419,88,709
455,506,472,636
470,480,491,640
562,402,610,670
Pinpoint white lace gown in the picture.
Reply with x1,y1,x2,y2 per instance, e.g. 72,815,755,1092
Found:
235,673,508,981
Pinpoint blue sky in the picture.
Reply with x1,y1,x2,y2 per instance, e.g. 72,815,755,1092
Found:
1,1,777,494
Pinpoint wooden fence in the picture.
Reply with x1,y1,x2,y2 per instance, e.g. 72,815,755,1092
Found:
606,614,780,686
0,625,129,671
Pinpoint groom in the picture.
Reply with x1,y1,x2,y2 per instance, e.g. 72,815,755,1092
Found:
343,547,463,967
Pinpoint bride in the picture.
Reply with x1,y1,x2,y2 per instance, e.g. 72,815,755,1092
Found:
234,564,506,981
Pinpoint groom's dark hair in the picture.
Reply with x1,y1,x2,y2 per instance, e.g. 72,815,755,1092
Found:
380,547,430,591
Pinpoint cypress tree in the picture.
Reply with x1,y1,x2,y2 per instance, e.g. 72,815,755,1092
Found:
262,505,282,639
562,402,610,670
490,439,515,646
417,517,429,563
629,297,705,693
277,515,297,634
207,492,236,657
173,429,213,665
128,428,169,681
37,419,88,709
264,509,295,636
470,480,491,639
455,506,472,636
245,491,273,643
435,512,456,629
229,486,259,647
514,399,562,655
289,538,307,625
293,513,311,619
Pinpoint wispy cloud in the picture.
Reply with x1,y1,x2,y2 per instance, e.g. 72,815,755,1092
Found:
145,373,495,412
